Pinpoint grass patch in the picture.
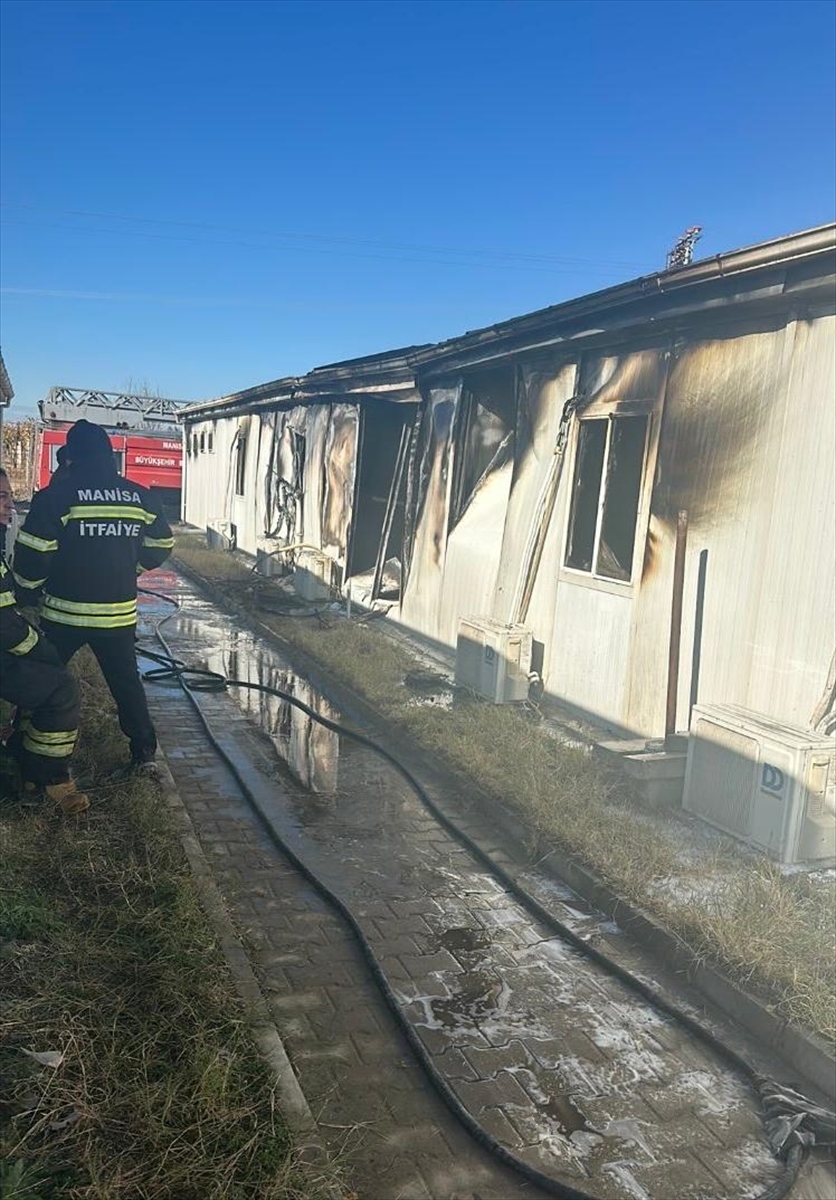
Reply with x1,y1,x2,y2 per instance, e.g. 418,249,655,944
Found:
0,652,339,1200
173,531,836,1047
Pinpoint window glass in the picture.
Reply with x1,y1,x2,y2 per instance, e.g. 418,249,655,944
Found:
565,416,648,581
565,420,607,572
598,417,647,581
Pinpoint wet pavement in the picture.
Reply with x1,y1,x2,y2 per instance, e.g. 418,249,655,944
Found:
136,571,829,1200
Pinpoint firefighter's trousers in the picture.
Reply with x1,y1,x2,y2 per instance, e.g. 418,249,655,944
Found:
1,654,80,785
43,624,157,764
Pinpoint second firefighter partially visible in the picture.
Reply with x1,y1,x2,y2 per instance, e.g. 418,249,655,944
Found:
13,420,175,777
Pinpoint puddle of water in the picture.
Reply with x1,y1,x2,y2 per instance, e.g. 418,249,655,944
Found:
438,927,491,955
430,970,504,1027
200,640,342,795
538,1093,594,1136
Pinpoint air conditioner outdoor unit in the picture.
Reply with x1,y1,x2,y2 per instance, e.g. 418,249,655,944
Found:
683,703,835,865
455,617,533,705
294,549,335,602
206,521,235,551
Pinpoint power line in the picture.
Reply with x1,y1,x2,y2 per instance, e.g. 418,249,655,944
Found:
0,201,653,273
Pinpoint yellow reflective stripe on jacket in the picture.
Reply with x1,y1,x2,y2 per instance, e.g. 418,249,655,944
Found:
42,609,137,629
23,726,77,746
13,571,48,589
8,627,39,655
0,590,16,608
42,594,138,629
61,505,156,525
44,595,137,615
22,733,77,758
15,529,59,553
142,535,175,549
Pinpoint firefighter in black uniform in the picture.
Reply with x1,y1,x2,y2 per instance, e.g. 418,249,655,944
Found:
13,420,175,776
1,468,89,814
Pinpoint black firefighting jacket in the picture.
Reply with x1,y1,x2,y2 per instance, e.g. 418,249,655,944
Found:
13,467,174,632
1,553,47,658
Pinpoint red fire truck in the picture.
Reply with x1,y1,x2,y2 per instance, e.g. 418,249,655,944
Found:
37,426,182,496
35,386,185,511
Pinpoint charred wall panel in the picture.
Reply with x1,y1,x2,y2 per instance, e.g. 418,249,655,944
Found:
400,384,460,642
625,323,795,734
436,369,516,645
302,406,331,551
747,315,836,724
494,361,577,628
321,404,359,564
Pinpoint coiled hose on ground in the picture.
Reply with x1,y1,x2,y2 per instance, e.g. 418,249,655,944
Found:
137,585,833,1200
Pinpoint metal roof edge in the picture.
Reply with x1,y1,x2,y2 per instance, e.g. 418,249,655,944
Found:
179,344,430,420
179,377,300,421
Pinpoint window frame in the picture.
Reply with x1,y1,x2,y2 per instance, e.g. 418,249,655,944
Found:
560,409,652,591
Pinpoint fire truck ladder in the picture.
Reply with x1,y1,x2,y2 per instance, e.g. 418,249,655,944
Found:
39,386,186,430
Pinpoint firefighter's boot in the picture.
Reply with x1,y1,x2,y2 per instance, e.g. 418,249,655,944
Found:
44,780,90,815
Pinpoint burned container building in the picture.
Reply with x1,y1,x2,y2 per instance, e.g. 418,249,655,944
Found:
181,224,836,751
180,346,427,600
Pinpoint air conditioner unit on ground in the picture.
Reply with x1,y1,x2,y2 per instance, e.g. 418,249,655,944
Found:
255,547,285,578
683,703,835,865
294,549,336,602
206,521,235,551
455,617,533,705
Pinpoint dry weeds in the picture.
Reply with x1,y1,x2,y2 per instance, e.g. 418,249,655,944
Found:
0,650,341,1200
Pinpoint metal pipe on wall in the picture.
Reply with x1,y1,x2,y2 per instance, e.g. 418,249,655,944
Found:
666,510,689,742
689,548,708,724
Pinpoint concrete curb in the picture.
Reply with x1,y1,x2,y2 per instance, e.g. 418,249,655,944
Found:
172,555,836,1106
152,752,344,1196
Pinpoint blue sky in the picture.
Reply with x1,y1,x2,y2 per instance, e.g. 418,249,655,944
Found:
1,0,834,414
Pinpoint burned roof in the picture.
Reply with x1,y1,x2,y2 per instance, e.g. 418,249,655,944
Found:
180,223,835,420
299,343,430,403
310,343,431,376
179,375,299,421
181,344,430,420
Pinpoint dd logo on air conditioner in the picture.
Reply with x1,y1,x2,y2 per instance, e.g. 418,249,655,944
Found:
761,764,786,796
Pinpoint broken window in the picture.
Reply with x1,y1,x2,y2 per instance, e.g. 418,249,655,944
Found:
349,404,413,589
449,368,516,530
283,428,306,543
234,433,247,496
565,415,648,582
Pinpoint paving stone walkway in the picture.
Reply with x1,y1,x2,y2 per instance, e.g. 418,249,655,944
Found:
139,575,830,1200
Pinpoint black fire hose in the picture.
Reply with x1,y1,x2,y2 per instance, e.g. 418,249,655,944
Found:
136,586,831,1200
